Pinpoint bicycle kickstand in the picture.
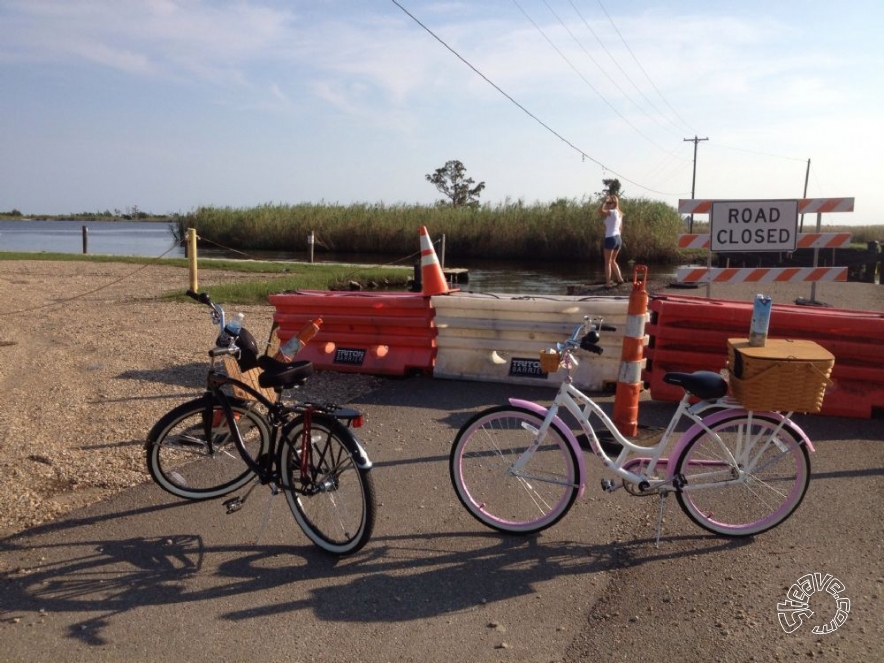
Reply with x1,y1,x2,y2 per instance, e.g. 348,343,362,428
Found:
654,490,667,549
252,484,280,545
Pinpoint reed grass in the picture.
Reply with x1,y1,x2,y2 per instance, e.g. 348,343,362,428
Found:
177,198,689,265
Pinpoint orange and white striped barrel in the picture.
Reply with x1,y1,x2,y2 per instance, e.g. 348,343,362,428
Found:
613,265,649,437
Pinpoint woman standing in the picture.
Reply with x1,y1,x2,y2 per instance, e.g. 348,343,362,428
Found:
598,195,624,286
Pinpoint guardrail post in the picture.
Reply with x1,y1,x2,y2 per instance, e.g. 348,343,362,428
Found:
187,227,198,292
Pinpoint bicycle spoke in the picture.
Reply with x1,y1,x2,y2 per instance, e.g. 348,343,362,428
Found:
450,407,579,534
675,413,810,536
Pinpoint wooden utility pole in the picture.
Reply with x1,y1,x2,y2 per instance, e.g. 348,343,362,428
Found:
684,136,709,232
800,158,811,232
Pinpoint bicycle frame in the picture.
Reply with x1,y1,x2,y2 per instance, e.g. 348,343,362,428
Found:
204,360,373,493
510,361,814,497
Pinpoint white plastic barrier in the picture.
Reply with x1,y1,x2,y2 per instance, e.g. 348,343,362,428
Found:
431,292,631,390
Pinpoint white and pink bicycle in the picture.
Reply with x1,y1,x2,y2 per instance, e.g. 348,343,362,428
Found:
449,317,814,542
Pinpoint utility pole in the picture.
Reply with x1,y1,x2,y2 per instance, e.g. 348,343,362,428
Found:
800,158,810,232
684,136,709,232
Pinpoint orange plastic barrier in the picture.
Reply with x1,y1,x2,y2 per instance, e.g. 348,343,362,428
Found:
269,290,437,376
645,294,884,418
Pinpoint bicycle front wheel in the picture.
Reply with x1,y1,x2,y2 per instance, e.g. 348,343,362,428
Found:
146,397,270,500
450,406,580,535
674,413,811,537
281,415,376,556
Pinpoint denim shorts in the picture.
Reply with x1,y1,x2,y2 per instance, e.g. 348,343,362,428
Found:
604,235,622,250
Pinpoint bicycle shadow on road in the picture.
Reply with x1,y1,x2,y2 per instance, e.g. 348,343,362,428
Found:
0,497,751,647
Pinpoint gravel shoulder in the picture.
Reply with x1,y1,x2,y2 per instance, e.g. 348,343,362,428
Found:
0,260,384,537
0,260,880,537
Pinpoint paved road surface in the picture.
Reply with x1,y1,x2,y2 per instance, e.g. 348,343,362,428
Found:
1,376,881,662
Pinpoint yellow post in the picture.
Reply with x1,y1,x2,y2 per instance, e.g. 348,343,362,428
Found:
187,228,198,292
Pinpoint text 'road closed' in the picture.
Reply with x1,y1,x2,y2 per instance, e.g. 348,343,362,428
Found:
711,200,798,252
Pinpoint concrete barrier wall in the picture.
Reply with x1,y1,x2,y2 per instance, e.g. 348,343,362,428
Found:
431,292,631,390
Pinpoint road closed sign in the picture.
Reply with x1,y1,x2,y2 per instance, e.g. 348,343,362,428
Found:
710,200,799,252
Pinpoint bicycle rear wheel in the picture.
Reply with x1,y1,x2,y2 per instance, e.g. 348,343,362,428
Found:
450,406,580,534
674,412,811,536
280,414,376,556
146,396,270,500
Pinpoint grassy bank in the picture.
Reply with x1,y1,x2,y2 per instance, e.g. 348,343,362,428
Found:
0,252,411,304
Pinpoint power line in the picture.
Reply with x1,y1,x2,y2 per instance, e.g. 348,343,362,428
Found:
566,0,686,137
709,141,808,163
596,0,698,136
534,0,687,155
513,0,677,156
390,0,687,197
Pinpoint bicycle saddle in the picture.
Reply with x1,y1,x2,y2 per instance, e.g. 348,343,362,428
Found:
662,371,728,400
256,356,315,390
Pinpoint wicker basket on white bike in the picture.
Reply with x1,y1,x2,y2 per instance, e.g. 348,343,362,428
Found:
727,338,834,413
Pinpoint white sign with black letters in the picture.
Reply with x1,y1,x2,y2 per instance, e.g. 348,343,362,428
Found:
710,200,799,252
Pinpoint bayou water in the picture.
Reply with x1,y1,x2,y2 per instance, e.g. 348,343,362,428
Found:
0,219,675,295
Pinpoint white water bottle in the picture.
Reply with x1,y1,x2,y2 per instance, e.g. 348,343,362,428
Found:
749,295,771,347
225,312,244,335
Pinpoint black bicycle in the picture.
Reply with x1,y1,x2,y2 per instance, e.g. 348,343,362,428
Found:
145,290,376,556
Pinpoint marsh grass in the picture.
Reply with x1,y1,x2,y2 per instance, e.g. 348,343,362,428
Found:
179,198,689,264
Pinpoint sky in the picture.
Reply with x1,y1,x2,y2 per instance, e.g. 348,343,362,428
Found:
1,0,882,225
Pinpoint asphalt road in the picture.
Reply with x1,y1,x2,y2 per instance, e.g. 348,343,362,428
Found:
1,376,882,662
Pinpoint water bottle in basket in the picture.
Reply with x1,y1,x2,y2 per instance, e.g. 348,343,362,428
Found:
275,318,323,361
749,294,772,347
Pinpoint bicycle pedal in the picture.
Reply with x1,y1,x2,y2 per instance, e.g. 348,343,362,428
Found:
600,478,617,492
223,496,243,514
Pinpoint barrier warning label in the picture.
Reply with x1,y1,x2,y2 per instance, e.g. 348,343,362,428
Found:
334,348,366,366
509,357,547,379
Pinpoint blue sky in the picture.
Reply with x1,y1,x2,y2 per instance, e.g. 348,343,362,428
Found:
1,0,882,225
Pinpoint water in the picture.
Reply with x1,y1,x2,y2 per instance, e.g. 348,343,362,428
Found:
0,219,181,257
0,219,674,295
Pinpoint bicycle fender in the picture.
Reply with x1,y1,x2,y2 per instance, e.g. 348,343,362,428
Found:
348,435,373,471
666,409,815,480
508,398,587,497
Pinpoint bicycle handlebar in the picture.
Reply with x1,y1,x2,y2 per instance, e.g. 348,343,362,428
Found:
561,316,618,356
186,289,227,332
208,346,238,358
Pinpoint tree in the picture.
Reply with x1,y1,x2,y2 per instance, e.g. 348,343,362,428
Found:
425,160,485,208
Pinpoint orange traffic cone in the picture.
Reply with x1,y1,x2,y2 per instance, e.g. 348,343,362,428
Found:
419,226,452,296
613,265,649,437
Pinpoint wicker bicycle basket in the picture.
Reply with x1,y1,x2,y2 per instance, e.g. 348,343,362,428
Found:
220,324,282,403
221,356,279,402
727,338,834,413
539,350,562,373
